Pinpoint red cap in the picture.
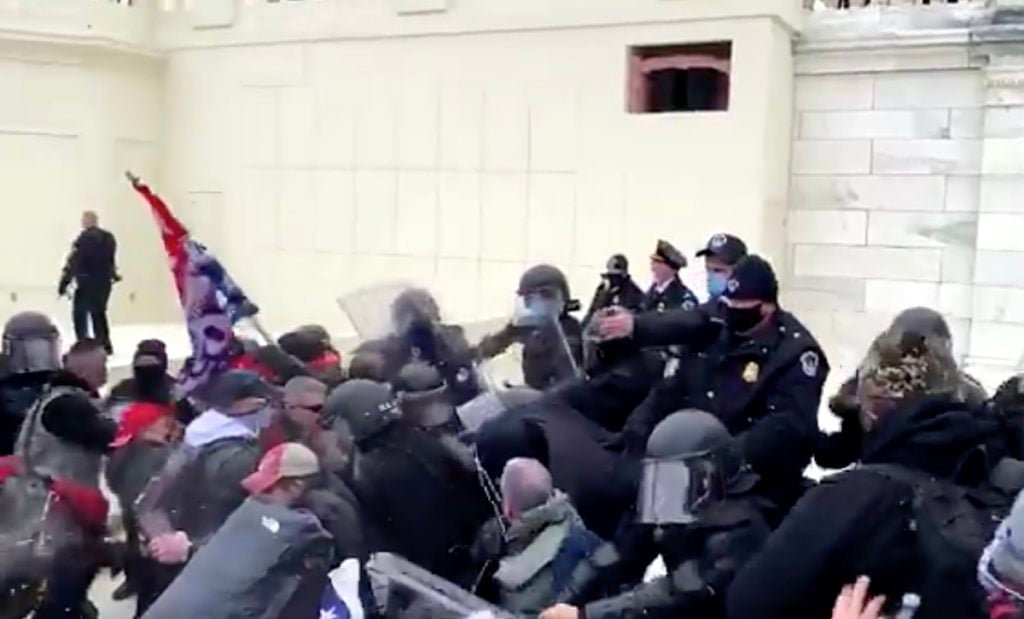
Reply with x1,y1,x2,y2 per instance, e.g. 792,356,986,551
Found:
241,442,320,495
111,402,172,449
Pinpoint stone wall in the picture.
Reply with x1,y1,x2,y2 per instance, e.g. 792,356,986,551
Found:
787,4,1024,391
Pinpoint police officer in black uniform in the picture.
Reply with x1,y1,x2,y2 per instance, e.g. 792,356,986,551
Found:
697,233,748,303
58,211,118,354
602,255,828,510
539,410,776,619
642,240,698,313
583,254,645,327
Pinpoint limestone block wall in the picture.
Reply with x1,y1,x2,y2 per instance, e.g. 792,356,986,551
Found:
787,4,1024,391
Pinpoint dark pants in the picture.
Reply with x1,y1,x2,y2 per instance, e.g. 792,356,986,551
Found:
72,280,112,352
33,547,99,619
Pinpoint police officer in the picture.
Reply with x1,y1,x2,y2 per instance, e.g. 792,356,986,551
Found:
325,379,492,586
642,240,698,313
604,255,828,509
539,410,776,619
58,211,118,354
476,265,584,391
583,254,645,326
0,312,62,456
697,233,748,302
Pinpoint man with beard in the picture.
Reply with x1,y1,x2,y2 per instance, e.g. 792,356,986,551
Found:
726,330,1012,619
323,379,492,586
541,410,776,619
355,288,480,405
0,312,62,456
596,255,828,512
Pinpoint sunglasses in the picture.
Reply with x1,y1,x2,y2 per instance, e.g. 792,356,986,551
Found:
286,402,324,414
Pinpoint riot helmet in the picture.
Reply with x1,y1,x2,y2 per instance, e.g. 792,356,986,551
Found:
2,312,61,374
324,379,402,445
638,410,745,526
517,265,572,321
393,362,457,430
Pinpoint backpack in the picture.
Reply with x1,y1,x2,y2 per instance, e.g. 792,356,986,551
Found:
861,462,1024,619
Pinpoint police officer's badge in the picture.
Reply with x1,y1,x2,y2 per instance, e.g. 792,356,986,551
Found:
800,351,819,378
742,361,759,383
711,234,727,248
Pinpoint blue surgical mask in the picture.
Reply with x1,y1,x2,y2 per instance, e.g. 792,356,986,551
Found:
707,272,729,300
526,298,561,320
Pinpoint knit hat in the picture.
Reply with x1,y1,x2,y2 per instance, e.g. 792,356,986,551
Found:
133,339,168,368
858,331,960,400
241,442,321,495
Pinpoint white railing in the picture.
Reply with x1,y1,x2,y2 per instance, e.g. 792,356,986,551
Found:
0,0,155,49
806,0,983,8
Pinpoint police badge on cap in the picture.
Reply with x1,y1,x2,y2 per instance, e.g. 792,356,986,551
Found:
651,240,687,271
696,233,748,267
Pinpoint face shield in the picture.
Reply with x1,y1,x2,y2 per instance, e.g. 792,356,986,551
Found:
514,286,565,328
3,335,61,374
637,453,727,526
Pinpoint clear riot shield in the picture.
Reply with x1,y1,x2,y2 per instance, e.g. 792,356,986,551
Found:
337,282,417,342
366,552,518,619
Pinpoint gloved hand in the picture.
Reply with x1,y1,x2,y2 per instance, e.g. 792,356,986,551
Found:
148,531,192,565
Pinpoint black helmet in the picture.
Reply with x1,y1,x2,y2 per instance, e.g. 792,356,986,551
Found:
393,362,456,430
2,312,60,374
639,410,747,525
518,265,570,300
324,379,401,444
391,288,441,334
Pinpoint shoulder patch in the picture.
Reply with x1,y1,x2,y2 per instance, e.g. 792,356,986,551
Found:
800,351,819,378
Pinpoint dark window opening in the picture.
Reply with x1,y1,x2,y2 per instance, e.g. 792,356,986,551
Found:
628,42,732,114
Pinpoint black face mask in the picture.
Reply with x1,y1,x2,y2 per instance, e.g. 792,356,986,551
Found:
133,365,167,397
724,305,764,335
604,273,626,288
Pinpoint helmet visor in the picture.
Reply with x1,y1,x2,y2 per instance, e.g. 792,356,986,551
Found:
3,336,60,374
637,456,726,525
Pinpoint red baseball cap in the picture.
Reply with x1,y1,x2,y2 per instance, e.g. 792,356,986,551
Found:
241,442,320,495
111,402,172,449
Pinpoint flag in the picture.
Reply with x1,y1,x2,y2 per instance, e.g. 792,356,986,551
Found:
320,558,364,619
131,179,258,398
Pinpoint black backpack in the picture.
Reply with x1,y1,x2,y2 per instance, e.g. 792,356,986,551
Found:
860,462,1024,619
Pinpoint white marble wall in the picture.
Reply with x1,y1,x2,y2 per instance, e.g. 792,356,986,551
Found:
788,4,1024,393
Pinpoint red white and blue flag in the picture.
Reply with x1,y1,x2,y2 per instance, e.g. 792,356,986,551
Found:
130,177,258,398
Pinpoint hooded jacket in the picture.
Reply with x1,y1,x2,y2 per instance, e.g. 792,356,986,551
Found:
727,395,1007,619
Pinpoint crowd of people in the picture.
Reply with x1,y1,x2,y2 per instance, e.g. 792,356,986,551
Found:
0,231,1023,619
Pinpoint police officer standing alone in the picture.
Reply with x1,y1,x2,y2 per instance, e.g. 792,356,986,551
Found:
643,240,698,313
59,210,119,354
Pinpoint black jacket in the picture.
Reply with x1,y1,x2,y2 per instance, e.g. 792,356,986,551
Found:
640,278,698,313
477,316,584,391
559,486,776,619
726,396,1007,619
357,324,480,405
350,421,493,587
59,226,117,291
583,278,645,326
476,397,634,539
622,311,828,508
41,370,116,453
0,370,52,456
